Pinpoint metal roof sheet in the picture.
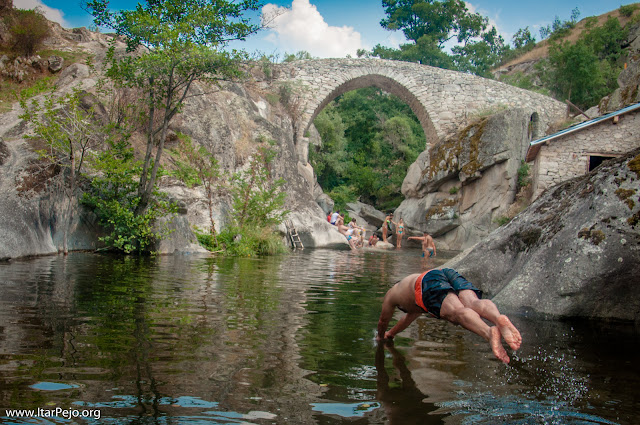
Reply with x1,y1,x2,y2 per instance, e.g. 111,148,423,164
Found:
529,102,640,147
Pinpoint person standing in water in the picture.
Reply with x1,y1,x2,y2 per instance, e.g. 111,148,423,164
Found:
408,232,436,257
377,268,522,364
382,213,396,243
395,218,405,248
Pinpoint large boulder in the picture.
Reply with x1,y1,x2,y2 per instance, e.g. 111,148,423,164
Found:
444,148,640,321
397,108,532,250
346,201,386,228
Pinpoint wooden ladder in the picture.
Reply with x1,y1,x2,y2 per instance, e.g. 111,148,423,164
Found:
285,220,304,250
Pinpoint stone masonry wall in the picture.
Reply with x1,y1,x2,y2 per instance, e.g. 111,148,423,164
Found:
533,111,640,196
273,58,566,146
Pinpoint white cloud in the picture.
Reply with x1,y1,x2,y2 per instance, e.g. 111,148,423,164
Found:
466,1,505,39
261,0,362,58
14,0,70,28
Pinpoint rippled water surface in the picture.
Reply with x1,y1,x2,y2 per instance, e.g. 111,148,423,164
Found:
0,250,638,424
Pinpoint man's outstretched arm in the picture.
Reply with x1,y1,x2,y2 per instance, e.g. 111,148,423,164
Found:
377,298,396,340
384,312,422,339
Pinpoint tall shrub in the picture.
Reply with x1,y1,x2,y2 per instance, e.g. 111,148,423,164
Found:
8,8,50,57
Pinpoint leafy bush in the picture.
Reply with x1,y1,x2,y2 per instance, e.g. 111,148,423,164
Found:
328,184,357,214
449,186,459,195
494,216,511,226
82,139,176,253
194,227,219,252
517,160,530,189
619,4,638,17
216,225,287,257
499,71,535,91
7,8,50,57
231,141,287,230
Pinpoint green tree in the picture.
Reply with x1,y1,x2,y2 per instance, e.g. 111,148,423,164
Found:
537,15,626,110
86,0,261,215
309,103,349,189
231,142,287,230
541,39,608,109
19,88,105,254
170,134,221,243
452,26,506,77
371,0,504,76
369,35,455,69
215,141,288,256
512,27,536,51
311,88,425,210
381,0,485,47
82,137,177,254
539,8,580,41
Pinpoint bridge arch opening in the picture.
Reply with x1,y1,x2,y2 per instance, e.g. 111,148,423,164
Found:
308,77,433,211
303,74,439,146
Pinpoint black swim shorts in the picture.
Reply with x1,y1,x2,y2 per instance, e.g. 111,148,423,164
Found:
418,268,483,318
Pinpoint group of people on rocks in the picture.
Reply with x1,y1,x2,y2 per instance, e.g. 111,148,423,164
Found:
328,210,437,256
328,210,368,250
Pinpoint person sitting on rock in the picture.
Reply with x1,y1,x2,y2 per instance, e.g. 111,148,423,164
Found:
349,218,366,247
408,232,436,257
368,233,379,247
330,210,340,225
377,268,522,364
336,217,357,250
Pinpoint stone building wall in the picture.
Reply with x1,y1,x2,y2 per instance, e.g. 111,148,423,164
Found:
532,111,640,196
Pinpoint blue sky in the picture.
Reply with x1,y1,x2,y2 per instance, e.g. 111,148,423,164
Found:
15,0,625,58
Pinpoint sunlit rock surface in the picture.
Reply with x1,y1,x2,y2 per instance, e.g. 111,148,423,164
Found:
397,108,534,250
444,148,640,321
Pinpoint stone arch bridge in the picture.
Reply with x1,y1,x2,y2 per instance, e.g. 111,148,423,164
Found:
272,58,566,147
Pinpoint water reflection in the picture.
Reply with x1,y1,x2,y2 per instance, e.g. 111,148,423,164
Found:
0,250,638,424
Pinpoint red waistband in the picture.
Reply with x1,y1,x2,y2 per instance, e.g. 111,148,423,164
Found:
414,269,433,312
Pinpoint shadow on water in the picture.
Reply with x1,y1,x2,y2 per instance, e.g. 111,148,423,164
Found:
0,250,638,424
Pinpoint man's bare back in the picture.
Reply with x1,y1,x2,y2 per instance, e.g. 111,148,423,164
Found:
377,269,522,363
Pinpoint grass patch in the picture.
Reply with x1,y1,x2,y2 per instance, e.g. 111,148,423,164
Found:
37,49,89,66
0,48,88,113
494,215,511,226
0,75,55,113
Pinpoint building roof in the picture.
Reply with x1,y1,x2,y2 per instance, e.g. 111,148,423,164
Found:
525,102,640,162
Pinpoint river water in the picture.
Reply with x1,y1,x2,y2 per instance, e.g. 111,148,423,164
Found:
0,249,638,424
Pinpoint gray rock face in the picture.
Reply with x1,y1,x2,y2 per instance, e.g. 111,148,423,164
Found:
315,193,334,215
0,138,102,260
396,108,532,250
347,201,386,228
444,149,640,321
0,27,349,258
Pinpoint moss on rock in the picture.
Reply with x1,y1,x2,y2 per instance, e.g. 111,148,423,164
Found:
628,154,640,178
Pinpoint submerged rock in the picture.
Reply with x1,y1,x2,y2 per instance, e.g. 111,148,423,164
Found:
444,148,640,321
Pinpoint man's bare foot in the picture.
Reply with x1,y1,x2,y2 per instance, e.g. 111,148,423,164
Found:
496,315,522,350
490,327,510,364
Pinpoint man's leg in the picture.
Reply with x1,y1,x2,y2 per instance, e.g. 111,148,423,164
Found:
439,293,510,364
458,289,522,350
